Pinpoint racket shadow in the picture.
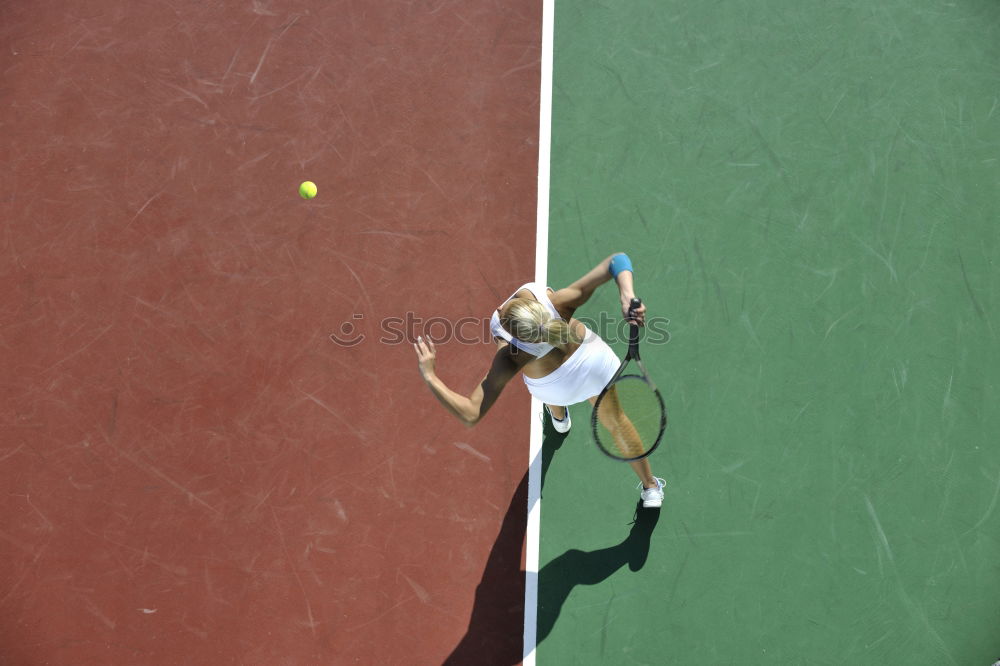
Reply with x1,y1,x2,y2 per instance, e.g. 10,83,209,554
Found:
535,502,661,647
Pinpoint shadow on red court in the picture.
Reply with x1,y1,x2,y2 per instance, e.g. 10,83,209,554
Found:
443,470,528,665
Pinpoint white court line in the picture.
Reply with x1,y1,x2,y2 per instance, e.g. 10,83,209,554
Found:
523,0,554,663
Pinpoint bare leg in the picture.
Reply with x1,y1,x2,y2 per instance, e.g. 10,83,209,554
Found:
589,395,658,488
629,457,656,489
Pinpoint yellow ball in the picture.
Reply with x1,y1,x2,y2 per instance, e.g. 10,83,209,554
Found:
299,181,317,199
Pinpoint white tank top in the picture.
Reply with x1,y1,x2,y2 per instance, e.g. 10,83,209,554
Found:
488,282,563,358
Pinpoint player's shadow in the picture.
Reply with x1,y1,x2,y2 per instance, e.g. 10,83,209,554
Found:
444,415,659,664
443,415,567,665
536,501,660,646
539,411,570,496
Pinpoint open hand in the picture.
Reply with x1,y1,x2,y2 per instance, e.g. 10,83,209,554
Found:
413,336,437,380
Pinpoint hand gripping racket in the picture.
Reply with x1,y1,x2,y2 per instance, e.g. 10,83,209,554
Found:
591,298,667,461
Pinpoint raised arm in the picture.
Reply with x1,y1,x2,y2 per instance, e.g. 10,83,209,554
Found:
414,337,527,427
551,252,646,323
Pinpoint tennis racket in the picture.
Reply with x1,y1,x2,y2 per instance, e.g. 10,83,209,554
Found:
590,298,667,462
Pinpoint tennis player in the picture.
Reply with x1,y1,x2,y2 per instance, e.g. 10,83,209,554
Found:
413,253,665,508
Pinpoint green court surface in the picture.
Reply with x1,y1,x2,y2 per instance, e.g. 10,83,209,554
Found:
537,0,1000,663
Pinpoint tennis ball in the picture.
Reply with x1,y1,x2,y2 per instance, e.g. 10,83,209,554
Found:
299,181,317,199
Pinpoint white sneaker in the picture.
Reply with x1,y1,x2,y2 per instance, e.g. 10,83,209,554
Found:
639,478,666,508
544,405,571,434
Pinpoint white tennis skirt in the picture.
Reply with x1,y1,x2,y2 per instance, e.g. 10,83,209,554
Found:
522,327,620,406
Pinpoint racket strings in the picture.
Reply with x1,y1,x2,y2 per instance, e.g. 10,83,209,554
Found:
593,376,665,461
602,407,646,458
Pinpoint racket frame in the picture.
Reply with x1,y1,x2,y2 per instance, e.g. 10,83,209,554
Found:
590,298,668,462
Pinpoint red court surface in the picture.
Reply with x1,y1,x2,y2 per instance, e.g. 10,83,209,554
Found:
2,1,540,663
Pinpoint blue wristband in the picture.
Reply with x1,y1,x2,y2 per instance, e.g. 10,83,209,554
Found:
609,253,633,278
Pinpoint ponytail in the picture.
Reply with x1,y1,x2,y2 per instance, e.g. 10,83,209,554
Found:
502,298,582,347
540,318,581,346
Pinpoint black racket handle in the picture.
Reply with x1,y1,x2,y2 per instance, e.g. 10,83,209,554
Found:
628,297,642,358
628,297,642,317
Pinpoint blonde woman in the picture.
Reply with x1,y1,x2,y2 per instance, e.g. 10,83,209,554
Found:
413,253,665,508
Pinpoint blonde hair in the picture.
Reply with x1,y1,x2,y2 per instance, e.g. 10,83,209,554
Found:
500,298,581,347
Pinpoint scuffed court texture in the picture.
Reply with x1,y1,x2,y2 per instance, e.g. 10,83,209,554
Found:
2,1,538,663
3,0,1000,664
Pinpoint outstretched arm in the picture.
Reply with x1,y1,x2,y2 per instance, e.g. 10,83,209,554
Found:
551,253,646,323
414,337,526,426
